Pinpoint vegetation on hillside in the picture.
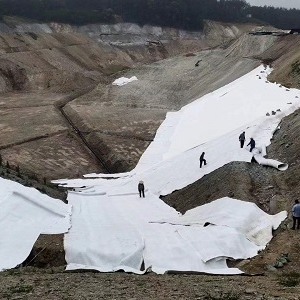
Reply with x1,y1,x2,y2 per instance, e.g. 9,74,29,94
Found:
0,0,300,30
0,154,66,201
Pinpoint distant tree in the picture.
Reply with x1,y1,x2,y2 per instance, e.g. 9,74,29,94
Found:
0,0,299,30
246,6,300,29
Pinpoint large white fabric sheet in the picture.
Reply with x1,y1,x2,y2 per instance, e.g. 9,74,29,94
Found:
55,66,300,195
0,178,71,271
65,193,145,273
65,193,272,274
154,197,287,247
57,65,297,274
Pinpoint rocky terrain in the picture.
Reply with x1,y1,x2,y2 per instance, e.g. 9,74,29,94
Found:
1,16,300,299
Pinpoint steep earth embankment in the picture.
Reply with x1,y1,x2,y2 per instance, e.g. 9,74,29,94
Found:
163,34,300,214
65,32,276,172
162,34,300,276
0,19,264,178
0,19,255,93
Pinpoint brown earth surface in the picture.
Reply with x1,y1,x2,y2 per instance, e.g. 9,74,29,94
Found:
0,19,268,178
1,269,300,300
1,19,300,299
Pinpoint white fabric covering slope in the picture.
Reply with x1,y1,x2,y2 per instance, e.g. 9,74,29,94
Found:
55,65,300,195
0,178,71,271
57,65,297,274
134,66,300,173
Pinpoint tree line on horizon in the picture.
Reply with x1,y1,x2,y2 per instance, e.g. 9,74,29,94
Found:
0,0,300,31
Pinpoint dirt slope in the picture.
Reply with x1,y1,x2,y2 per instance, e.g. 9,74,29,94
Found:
65,32,278,172
0,20,264,179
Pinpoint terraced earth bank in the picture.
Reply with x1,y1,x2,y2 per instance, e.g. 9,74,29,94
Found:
2,17,300,299
0,19,272,178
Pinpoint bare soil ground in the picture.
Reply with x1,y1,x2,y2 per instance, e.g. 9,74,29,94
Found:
0,92,105,178
1,269,300,300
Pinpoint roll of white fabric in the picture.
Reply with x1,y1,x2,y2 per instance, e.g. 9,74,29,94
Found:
253,154,288,171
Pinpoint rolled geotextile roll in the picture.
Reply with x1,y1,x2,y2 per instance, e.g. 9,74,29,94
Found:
253,155,288,171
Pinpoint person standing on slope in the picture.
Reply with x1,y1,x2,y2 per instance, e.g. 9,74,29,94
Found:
292,200,300,230
138,180,145,198
247,138,256,152
199,152,207,168
239,131,246,148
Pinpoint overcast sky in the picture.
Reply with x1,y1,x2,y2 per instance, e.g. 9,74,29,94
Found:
246,0,300,9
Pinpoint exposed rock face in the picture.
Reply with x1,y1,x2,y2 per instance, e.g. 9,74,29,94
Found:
0,20,260,93
1,21,250,44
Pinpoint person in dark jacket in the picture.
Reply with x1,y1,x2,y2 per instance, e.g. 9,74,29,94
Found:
247,138,256,152
199,152,207,168
195,60,201,67
239,131,246,148
292,200,300,229
138,180,145,198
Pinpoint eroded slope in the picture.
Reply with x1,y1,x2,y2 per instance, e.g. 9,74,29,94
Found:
0,20,265,178
65,33,277,171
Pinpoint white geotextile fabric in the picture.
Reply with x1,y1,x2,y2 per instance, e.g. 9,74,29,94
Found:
154,197,287,247
56,65,297,274
65,193,273,274
0,178,71,271
54,66,300,195
253,154,288,171
112,76,138,86
133,66,300,173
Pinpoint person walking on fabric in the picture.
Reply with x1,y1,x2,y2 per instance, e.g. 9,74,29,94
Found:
138,180,145,198
199,152,207,168
247,138,256,152
239,131,246,148
292,200,300,229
